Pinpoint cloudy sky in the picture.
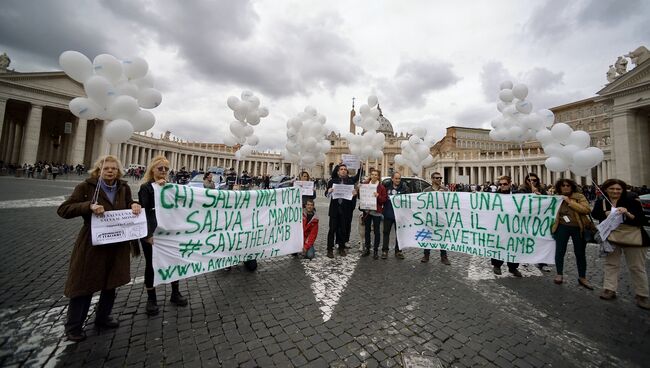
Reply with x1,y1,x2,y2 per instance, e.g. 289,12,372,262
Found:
1,0,648,151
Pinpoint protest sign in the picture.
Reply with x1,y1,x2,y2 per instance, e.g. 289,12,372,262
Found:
152,185,303,285
359,183,378,210
332,184,355,200
341,154,360,170
91,209,147,245
293,180,314,196
392,192,561,264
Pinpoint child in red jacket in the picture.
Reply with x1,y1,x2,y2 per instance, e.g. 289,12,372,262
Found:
303,199,318,259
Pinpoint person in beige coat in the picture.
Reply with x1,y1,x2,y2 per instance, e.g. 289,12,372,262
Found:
57,155,141,342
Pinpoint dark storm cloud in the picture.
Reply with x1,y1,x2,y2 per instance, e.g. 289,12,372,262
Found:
380,59,461,109
103,0,363,97
525,0,647,42
0,0,119,69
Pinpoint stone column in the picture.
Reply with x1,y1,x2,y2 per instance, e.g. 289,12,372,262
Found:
71,118,87,165
0,97,7,146
611,110,643,184
11,123,22,164
19,104,43,165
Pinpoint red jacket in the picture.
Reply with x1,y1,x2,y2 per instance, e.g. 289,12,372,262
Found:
362,180,388,214
303,211,319,251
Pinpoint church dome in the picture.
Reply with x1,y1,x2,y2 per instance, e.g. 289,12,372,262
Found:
364,105,394,136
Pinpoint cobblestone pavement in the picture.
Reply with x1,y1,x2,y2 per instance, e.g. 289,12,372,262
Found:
1,176,649,367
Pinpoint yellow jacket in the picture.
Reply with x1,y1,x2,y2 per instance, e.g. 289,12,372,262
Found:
551,192,592,234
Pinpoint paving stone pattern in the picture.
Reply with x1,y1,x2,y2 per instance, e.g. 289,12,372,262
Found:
0,177,649,367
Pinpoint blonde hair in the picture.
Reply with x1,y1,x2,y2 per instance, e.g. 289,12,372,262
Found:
142,155,170,184
89,155,124,179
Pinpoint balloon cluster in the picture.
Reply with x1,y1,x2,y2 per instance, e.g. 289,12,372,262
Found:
489,81,554,143
224,91,270,159
59,51,161,144
394,127,434,174
283,106,331,168
347,96,385,160
536,123,604,176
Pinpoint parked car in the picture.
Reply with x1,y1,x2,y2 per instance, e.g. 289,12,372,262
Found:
381,176,431,193
188,175,227,189
269,175,294,189
640,194,650,220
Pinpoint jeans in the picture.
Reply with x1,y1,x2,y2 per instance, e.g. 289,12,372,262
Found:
364,215,382,252
382,218,400,252
554,224,587,277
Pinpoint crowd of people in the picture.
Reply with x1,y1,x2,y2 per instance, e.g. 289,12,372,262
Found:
56,155,649,343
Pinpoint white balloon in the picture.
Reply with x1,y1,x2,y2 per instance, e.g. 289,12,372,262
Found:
84,75,114,108
246,110,261,125
551,123,573,144
68,97,100,119
246,135,259,146
131,72,155,89
369,107,380,119
229,121,246,137
107,95,139,120
496,101,506,112
352,115,362,125
545,156,570,172
115,81,139,98
234,109,247,122
543,143,563,157
137,88,162,109
536,129,554,145
411,126,426,138
93,54,123,82
567,130,591,149
241,90,254,100
248,96,260,109
316,114,326,124
243,125,254,137
359,104,370,115
59,51,93,83
130,110,155,132
227,96,240,110
122,57,148,80
537,109,555,126
259,106,269,118
515,100,533,114
570,166,591,177
422,155,434,167
512,84,528,100
304,105,317,116
368,95,378,107
499,81,513,90
104,119,134,144
223,134,237,146
499,89,514,103
559,144,581,161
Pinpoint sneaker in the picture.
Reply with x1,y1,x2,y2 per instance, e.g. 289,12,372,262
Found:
170,292,188,306
635,295,650,310
509,269,523,278
600,289,617,300
395,251,405,260
65,330,87,342
493,266,502,275
440,255,451,266
381,251,388,259
146,299,159,316
327,250,334,258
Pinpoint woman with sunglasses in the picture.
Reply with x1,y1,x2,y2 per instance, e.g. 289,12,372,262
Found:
551,179,593,289
591,179,649,310
519,173,551,272
138,156,188,316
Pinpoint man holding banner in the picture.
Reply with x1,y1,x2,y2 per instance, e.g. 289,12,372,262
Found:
490,176,523,277
421,172,452,265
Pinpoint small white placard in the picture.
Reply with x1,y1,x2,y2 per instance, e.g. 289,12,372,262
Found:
294,180,314,196
359,183,378,210
341,154,360,170
332,184,355,200
91,209,148,245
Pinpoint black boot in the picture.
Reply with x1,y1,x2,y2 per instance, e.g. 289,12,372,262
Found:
146,288,159,316
170,281,188,306
362,247,371,257
95,289,119,329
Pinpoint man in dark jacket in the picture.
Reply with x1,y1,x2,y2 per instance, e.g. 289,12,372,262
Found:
326,163,360,258
382,172,409,259
175,167,191,185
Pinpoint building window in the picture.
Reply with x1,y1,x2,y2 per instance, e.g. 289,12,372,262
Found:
331,141,335,146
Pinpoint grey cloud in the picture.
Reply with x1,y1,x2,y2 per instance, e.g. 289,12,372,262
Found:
479,61,513,102
454,105,495,128
380,59,460,109
522,67,564,91
524,0,573,42
576,0,643,26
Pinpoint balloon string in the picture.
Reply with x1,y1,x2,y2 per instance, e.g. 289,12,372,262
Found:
590,178,614,208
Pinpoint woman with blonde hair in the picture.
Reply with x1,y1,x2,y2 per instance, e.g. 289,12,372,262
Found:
139,155,188,316
58,155,141,342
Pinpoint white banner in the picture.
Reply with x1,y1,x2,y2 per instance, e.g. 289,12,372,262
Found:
341,154,360,170
359,184,378,210
293,180,314,196
152,185,303,285
91,209,147,245
393,192,562,264
332,184,354,200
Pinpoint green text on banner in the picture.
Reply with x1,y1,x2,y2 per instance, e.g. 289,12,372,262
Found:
392,192,562,264
152,185,303,285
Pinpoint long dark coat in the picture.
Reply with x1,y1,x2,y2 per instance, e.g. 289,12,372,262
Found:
57,177,137,298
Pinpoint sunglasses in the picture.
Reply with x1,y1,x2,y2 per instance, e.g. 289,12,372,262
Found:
157,166,170,172
561,183,572,187
433,177,442,179
498,183,509,186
